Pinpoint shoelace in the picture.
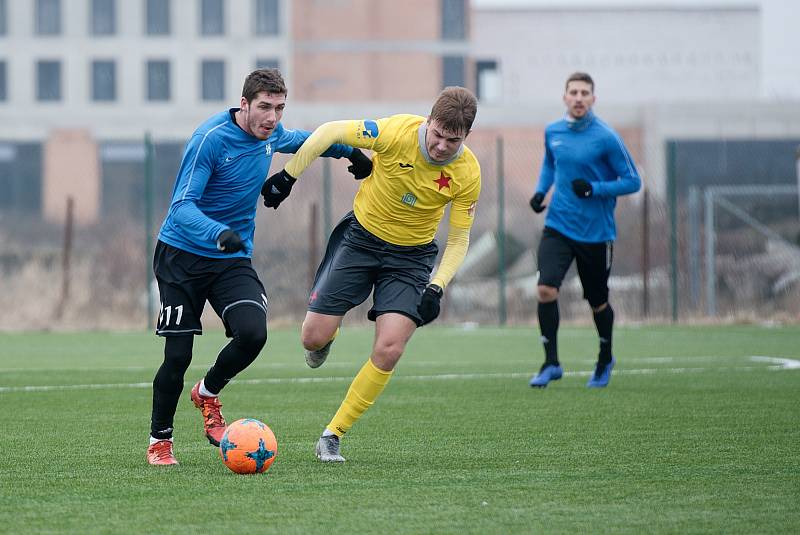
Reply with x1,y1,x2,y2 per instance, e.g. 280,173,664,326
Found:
323,436,339,453
150,441,173,461
201,397,225,427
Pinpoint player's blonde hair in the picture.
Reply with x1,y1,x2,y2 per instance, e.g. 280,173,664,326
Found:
429,86,477,135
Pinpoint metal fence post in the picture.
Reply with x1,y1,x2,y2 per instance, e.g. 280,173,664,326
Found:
704,188,716,317
496,137,506,326
144,132,155,329
323,158,332,239
688,186,700,310
667,140,678,322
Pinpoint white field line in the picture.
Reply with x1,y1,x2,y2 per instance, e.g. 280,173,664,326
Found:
0,354,783,374
0,356,797,394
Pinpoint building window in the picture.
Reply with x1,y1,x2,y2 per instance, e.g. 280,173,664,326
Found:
36,0,61,35
146,60,170,101
441,0,465,40
37,60,61,101
254,0,279,36
0,143,42,216
442,56,464,88
200,0,224,35
92,60,116,101
146,0,170,35
0,0,7,36
475,60,500,103
256,58,280,70
91,0,116,35
0,61,6,101
201,60,225,101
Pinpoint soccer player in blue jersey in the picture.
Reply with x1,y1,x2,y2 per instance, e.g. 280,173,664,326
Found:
528,72,641,389
146,68,371,465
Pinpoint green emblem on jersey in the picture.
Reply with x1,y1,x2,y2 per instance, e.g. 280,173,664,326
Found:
401,192,417,207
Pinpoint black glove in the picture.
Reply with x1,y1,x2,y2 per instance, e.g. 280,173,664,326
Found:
217,229,244,253
571,179,593,198
261,169,296,209
529,192,546,213
417,284,443,326
347,148,373,180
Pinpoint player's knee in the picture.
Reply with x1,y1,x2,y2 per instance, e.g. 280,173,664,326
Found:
372,338,406,366
238,323,267,353
228,308,267,353
164,335,193,369
156,336,193,390
301,328,324,351
537,285,559,302
301,321,336,351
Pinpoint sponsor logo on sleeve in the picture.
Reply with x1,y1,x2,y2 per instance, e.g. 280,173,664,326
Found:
361,120,379,139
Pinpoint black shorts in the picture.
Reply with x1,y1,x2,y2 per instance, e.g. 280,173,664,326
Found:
153,241,268,336
308,212,438,326
536,227,613,308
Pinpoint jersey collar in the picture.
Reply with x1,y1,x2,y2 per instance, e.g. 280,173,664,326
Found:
417,121,463,167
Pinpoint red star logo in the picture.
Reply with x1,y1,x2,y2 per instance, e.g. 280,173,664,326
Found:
434,172,451,191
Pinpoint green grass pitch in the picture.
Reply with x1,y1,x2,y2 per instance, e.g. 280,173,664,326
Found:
1,325,798,534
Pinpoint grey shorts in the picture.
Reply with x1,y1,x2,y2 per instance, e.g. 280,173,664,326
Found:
308,212,438,325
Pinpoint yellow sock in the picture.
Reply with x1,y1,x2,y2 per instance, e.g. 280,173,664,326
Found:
326,359,393,436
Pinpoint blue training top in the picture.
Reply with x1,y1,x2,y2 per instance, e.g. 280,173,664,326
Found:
535,113,641,243
158,109,353,258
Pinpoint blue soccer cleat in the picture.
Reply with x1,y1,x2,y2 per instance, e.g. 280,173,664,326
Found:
529,363,563,388
586,357,616,388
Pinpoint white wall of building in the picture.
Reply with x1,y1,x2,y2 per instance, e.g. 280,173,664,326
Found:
759,0,800,100
471,5,760,106
0,0,291,141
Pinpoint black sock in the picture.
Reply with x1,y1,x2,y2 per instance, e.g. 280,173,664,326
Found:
151,335,194,438
593,304,614,365
537,300,559,366
204,306,267,394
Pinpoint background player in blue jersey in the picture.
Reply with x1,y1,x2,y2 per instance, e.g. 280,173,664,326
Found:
147,68,371,465
528,72,641,390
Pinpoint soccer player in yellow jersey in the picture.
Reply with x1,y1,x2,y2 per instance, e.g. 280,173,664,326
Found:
262,86,481,461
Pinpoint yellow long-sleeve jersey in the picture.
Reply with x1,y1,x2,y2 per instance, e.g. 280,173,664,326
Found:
287,114,481,244
285,114,482,287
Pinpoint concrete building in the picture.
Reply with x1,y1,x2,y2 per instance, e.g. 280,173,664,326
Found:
1,0,798,222
0,0,470,222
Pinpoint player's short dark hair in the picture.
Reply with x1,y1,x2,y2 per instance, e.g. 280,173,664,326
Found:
565,72,594,92
429,86,478,135
241,68,287,103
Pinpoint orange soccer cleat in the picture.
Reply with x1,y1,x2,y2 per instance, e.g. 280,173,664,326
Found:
190,381,227,446
147,440,178,465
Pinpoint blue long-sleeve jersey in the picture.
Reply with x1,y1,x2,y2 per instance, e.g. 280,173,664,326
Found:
535,114,641,242
158,109,353,258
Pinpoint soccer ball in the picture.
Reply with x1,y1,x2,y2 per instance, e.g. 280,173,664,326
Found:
219,418,278,474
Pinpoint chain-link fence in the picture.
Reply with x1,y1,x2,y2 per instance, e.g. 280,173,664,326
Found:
1,134,798,331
